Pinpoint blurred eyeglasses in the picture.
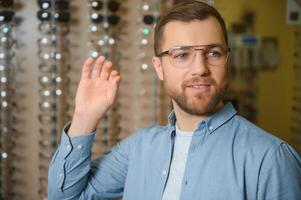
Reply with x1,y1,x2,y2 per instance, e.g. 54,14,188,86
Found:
37,10,70,23
0,0,14,7
0,11,14,22
156,44,230,68
143,15,155,25
38,21,69,35
38,50,70,61
39,100,56,112
39,88,63,98
39,126,57,135
38,114,57,124
141,2,150,12
0,24,12,35
37,36,70,48
38,0,69,10
90,0,120,12
0,36,14,49
38,62,70,73
38,74,69,87
90,13,120,25
0,50,15,60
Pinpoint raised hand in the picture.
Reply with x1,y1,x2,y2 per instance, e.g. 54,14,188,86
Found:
68,56,121,137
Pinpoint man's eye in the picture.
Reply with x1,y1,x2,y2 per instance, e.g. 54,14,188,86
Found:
173,53,189,59
207,50,222,58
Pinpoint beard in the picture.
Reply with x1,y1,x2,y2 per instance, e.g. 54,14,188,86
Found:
165,76,228,116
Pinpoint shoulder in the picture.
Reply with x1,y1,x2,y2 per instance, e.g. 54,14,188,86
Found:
230,115,285,149
225,115,300,173
223,115,299,164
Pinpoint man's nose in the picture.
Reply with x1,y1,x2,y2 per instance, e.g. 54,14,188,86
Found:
190,52,210,76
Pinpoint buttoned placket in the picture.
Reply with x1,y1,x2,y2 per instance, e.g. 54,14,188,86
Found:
179,122,208,200
161,129,176,198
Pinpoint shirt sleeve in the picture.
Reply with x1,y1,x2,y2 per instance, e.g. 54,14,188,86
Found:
257,142,301,200
48,122,132,200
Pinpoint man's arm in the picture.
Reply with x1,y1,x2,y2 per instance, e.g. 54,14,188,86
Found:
48,56,122,199
257,143,301,200
48,123,131,200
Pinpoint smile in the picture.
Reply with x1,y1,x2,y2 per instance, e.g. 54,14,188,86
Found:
190,84,210,88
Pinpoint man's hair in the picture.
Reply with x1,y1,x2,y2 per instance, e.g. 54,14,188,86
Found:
154,0,228,56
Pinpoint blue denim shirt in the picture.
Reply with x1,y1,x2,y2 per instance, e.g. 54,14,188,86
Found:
48,103,301,200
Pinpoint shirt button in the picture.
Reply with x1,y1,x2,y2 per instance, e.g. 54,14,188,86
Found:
77,144,83,149
66,144,71,149
162,170,167,176
209,126,213,131
59,173,63,177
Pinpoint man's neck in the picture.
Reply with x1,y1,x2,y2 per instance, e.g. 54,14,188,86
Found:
173,101,224,132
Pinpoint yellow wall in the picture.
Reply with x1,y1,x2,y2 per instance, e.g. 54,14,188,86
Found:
216,0,297,143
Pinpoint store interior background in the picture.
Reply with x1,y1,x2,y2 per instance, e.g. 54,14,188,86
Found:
0,0,300,199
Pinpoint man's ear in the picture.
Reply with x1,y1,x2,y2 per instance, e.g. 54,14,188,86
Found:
152,56,164,80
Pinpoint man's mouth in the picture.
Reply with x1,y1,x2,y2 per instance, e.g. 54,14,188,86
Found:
186,83,211,92
188,84,210,88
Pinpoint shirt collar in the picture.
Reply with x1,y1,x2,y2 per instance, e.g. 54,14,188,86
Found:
202,102,237,134
167,102,237,134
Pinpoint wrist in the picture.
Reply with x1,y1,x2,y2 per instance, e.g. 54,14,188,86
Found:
68,113,100,137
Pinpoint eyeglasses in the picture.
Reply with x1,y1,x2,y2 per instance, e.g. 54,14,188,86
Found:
38,0,70,10
0,0,14,7
37,10,70,22
0,11,14,22
143,15,155,25
90,13,120,25
156,44,230,68
90,0,120,12
38,22,69,35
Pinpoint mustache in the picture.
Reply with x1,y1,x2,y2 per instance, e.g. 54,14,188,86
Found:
182,77,216,88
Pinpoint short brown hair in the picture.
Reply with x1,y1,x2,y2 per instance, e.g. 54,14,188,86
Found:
154,0,228,56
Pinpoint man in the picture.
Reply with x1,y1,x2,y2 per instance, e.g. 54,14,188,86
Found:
48,1,301,199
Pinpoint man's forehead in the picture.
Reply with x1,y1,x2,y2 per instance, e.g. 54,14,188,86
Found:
161,18,225,49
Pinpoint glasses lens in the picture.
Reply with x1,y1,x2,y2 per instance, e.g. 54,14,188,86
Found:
38,22,69,35
55,1,69,10
169,47,194,68
108,1,120,12
37,10,51,21
0,24,12,34
54,12,70,22
0,50,15,60
90,13,103,23
90,0,103,10
205,46,229,66
143,15,154,25
39,0,51,9
39,100,55,112
39,0,69,10
38,36,69,48
108,15,120,25
0,11,14,22
0,0,14,7
0,36,14,49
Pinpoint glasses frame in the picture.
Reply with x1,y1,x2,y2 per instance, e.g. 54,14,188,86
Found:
156,44,231,68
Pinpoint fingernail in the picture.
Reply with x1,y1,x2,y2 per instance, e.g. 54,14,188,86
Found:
105,61,112,65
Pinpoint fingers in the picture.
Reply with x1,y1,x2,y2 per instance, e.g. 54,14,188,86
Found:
109,70,120,83
107,70,121,99
81,56,115,81
91,56,106,78
81,57,94,79
99,60,113,81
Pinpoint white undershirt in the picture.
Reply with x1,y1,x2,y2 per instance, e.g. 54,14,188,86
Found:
162,124,193,200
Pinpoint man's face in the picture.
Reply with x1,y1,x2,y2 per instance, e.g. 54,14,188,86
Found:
152,17,229,116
